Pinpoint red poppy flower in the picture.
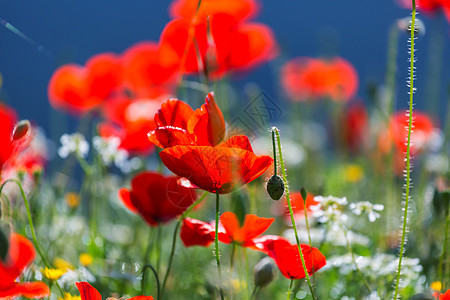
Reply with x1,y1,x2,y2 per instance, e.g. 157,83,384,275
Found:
397,0,450,22
275,192,318,218
180,212,273,247
218,211,274,246
180,217,216,247
433,289,450,300
118,171,197,226
159,135,273,194
0,104,32,174
76,282,153,300
169,0,259,23
48,53,122,114
121,42,179,98
341,102,369,152
99,96,166,154
0,233,50,299
379,110,435,155
253,237,326,280
148,92,225,148
281,57,358,102
159,14,277,77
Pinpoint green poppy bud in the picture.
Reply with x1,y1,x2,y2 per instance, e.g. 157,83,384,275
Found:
267,175,284,201
253,257,275,288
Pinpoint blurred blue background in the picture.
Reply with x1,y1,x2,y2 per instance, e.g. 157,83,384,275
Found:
0,0,449,134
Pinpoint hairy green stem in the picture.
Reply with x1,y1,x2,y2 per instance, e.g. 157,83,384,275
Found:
273,127,317,300
215,192,225,300
161,191,208,297
393,1,416,298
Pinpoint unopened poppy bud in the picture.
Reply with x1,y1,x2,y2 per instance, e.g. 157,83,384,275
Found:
253,257,275,287
267,175,284,200
12,120,31,141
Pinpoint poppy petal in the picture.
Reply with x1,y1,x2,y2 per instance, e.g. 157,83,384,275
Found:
76,282,102,300
219,135,253,152
118,188,137,213
0,233,36,288
128,296,154,300
148,126,196,148
240,214,274,244
187,92,225,146
180,217,215,247
154,99,194,128
160,144,272,194
218,212,241,244
0,282,50,299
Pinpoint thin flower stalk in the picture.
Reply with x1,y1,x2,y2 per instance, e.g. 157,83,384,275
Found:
273,127,317,300
393,0,416,298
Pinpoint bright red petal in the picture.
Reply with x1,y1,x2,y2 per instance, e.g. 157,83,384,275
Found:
85,53,122,100
180,217,215,247
128,296,154,300
169,0,259,22
187,92,225,146
0,282,50,299
118,188,137,213
160,145,272,194
0,233,36,289
240,214,274,244
148,126,196,148
218,211,241,244
219,135,253,152
225,23,278,72
154,99,194,128
76,282,102,300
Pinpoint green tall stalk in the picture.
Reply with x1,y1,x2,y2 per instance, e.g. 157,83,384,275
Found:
215,191,225,300
273,127,317,300
0,178,64,296
438,202,449,290
393,1,416,298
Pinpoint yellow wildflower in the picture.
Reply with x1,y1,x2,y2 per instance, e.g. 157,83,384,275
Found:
431,281,442,291
65,192,80,208
54,257,74,271
343,164,364,182
41,267,65,281
79,253,93,267
58,293,81,300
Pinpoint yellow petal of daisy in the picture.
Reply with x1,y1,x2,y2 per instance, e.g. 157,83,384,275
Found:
79,253,93,267
41,267,66,281
58,293,81,300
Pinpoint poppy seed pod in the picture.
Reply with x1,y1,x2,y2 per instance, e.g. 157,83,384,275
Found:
267,174,284,200
253,257,275,288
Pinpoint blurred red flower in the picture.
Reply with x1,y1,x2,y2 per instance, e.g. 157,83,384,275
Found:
433,289,450,300
0,104,32,174
121,42,179,98
0,233,50,299
48,53,122,114
159,13,277,77
379,110,436,156
99,96,166,155
148,92,225,148
253,237,326,280
170,0,259,23
341,102,369,152
397,0,450,22
160,135,273,194
76,282,153,300
118,171,197,226
281,57,358,102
